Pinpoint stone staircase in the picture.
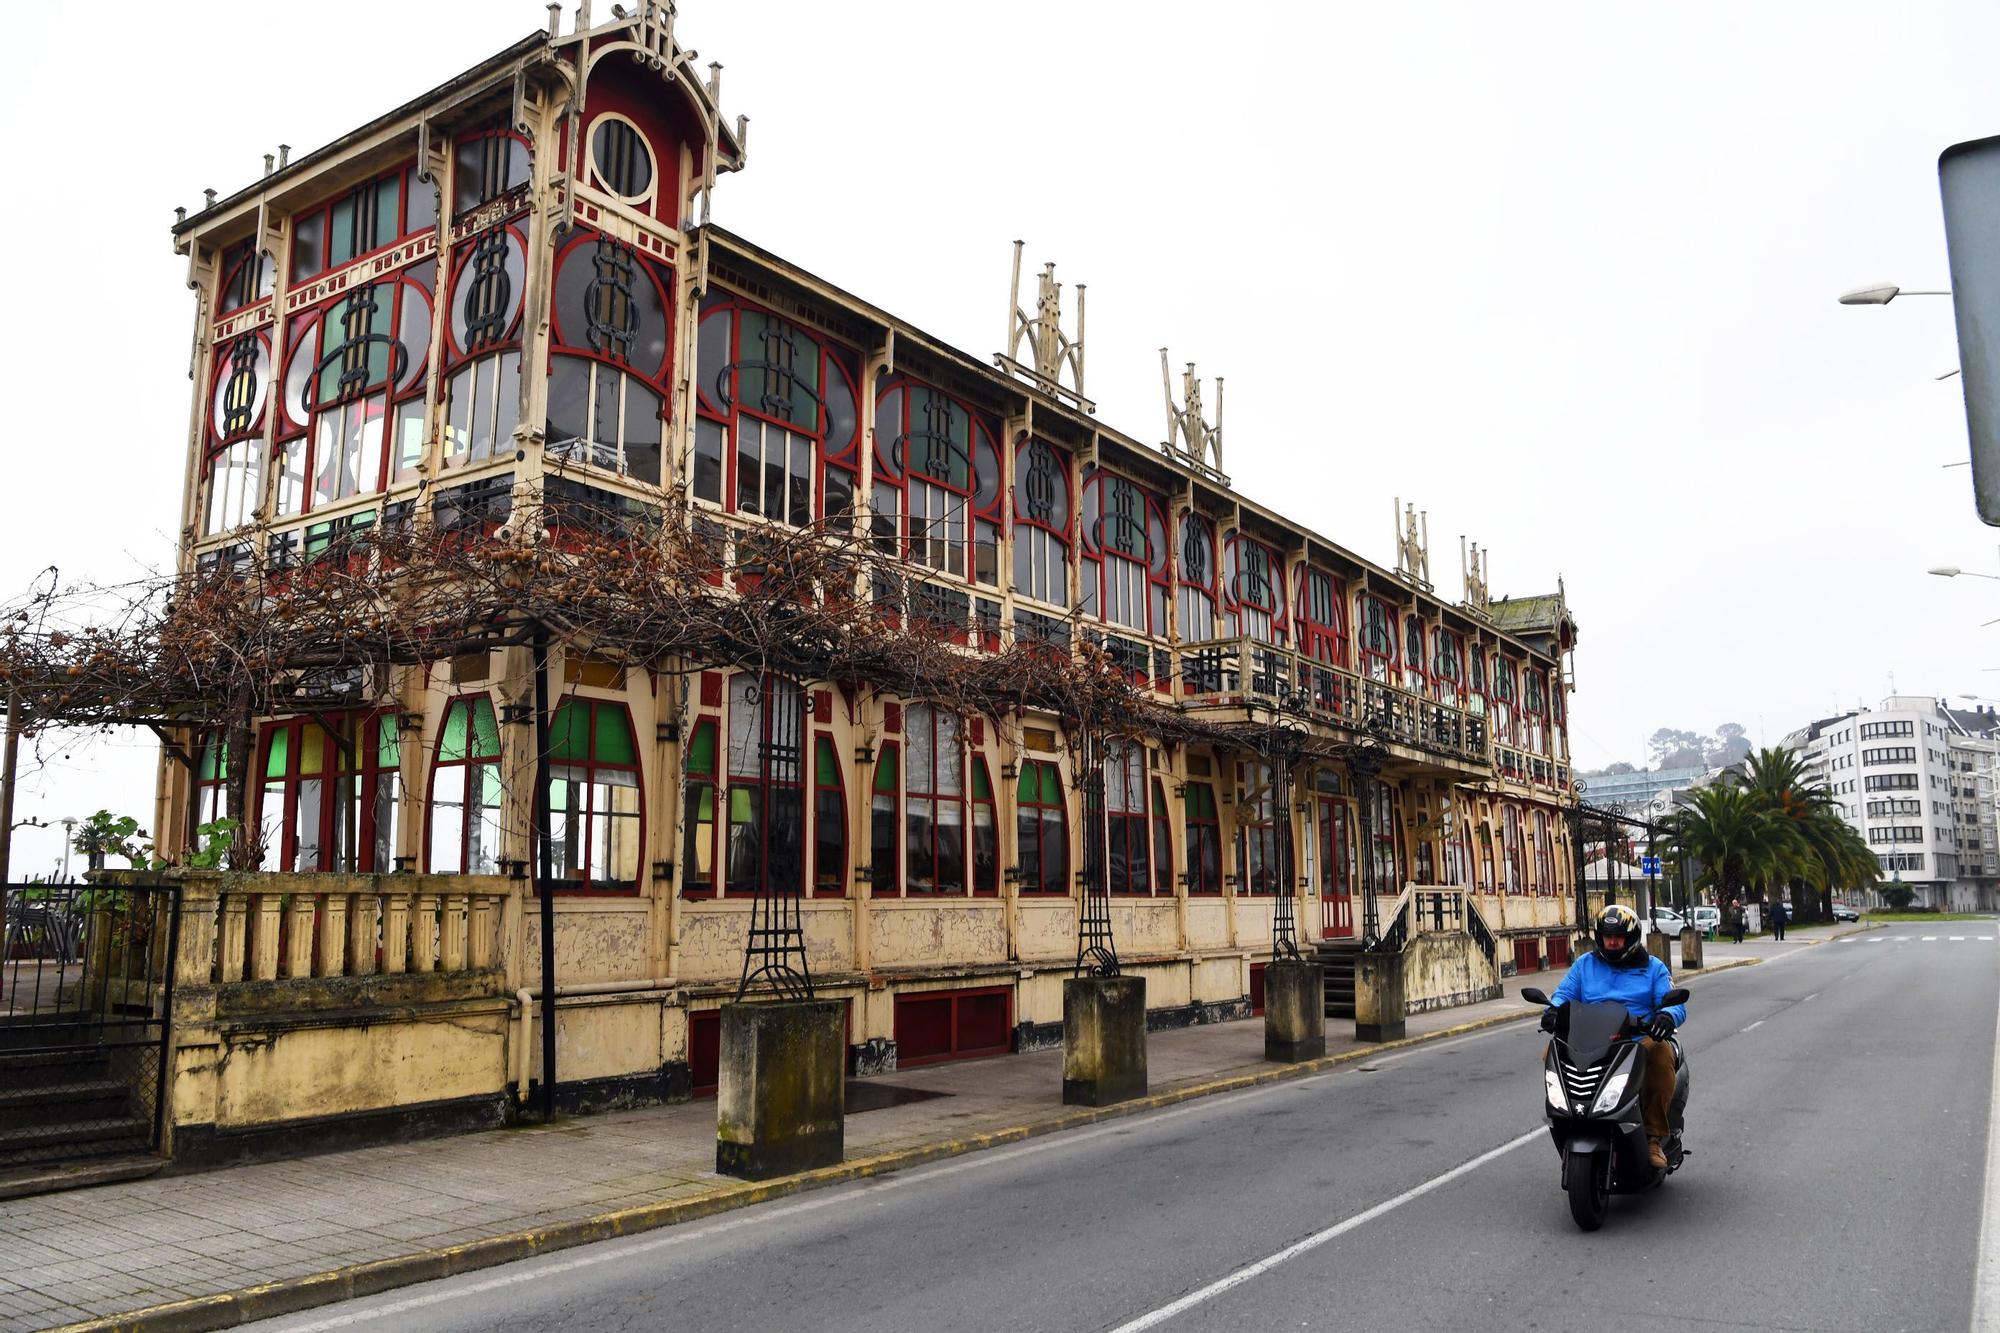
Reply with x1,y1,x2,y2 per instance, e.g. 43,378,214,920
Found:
0,1031,156,1171
1315,938,1365,1018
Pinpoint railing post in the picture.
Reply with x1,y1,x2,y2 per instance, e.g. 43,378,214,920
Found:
381,888,410,974
470,894,496,970
251,893,282,982
412,891,439,972
441,892,469,972
283,894,314,979
218,890,247,983
175,878,222,990
317,891,349,977
348,890,378,976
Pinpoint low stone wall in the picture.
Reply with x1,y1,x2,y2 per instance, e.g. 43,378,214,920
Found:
1401,930,1502,1015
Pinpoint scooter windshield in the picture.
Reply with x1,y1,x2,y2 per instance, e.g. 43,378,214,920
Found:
1559,999,1632,1068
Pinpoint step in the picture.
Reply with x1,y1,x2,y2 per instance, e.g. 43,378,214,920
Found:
0,1078,133,1131
0,1152,165,1201
0,1045,118,1072
0,1114,151,1156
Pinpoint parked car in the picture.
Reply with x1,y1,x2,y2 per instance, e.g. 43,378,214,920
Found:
1692,906,1722,934
1831,903,1861,922
1646,907,1689,935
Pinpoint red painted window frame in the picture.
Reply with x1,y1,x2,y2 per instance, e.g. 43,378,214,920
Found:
970,755,999,897
425,693,503,875
869,741,902,896
546,697,645,895
723,674,808,901
546,227,676,482
1357,594,1398,683
1016,759,1069,897
1236,761,1283,897
1103,741,1154,896
254,712,398,873
1010,435,1073,610
1224,534,1286,645
695,295,862,526
682,717,719,899
1176,511,1219,642
450,124,531,219
1402,614,1429,696
812,735,848,898
903,703,968,896
1432,628,1468,704
1185,781,1223,896
873,374,1003,589
1081,468,1171,641
1532,809,1556,893
288,162,432,284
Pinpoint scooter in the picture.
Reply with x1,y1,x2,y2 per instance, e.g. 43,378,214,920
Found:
1520,984,1690,1231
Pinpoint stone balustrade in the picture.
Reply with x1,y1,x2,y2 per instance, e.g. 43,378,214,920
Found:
207,877,513,984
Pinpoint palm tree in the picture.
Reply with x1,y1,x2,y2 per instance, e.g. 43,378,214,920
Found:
1662,784,1807,915
1738,747,1878,921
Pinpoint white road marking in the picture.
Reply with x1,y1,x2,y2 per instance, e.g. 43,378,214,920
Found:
1104,1127,1544,1333
1925,936,1940,942
1955,937,1969,942
1974,959,2000,1332
1742,1020,1766,1032
1984,937,1996,942
1837,939,1855,944
1804,993,1819,1003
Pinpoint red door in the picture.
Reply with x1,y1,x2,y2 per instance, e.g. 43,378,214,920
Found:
1319,795,1355,938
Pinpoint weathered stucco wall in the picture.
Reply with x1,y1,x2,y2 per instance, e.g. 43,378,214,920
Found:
1402,931,1502,1014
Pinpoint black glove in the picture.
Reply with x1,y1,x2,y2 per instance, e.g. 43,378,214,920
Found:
1647,1012,1677,1041
1540,1007,1560,1033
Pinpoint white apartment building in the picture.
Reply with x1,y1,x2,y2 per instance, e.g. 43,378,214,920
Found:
1785,696,1999,911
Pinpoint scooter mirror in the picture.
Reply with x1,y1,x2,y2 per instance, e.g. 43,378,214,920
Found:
1520,987,1550,1006
1660,988,1689,1007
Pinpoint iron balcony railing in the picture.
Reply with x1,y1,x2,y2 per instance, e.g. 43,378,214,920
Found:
1177,636,1493,768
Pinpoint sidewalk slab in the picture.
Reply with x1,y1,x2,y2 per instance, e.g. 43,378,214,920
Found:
4,955,1774,1333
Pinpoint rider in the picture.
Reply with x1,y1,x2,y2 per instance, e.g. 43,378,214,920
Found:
1541,903,1687,1169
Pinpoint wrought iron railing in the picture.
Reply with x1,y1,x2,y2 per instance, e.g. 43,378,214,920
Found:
1177,637,1492,768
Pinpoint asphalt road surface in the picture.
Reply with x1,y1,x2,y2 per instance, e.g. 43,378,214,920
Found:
250,923,1999,1333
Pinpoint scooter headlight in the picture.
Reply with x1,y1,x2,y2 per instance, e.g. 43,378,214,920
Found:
1544,1070,1564,1109
1591,1067,1631,1115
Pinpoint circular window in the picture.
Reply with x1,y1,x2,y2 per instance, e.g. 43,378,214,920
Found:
591,118,654,201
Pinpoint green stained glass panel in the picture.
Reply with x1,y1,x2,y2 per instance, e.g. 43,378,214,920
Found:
594,705,637,766
730,788,752,822
200,738,227,782
440,701,470,763
971,760,991,800
1017,763,1036,802
696,787,714,820
264,729,288,779
687,720,717,776
1039,764,1062,804
375,176,401,247
549,701,588,762
377,717,400,769
874,747,899,792
815,737,839,786
469,698,501,758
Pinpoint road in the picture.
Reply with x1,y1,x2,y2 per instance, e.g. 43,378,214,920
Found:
250,924,1998,1333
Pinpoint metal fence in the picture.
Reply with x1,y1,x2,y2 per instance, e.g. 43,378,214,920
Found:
0,882,180,1167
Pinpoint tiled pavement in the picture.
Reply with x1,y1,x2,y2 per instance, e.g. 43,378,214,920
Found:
0,929,1840,1332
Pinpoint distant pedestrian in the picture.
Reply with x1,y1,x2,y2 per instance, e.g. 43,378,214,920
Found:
1729,897,1746,945
1771,900,1787,942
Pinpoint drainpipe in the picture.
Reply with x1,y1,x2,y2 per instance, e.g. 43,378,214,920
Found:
534,623,557,1117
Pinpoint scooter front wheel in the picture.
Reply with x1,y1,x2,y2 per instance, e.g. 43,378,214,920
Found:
1565,1146,1607,1231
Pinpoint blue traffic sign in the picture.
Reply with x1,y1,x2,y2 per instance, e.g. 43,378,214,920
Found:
1641,855,1662,877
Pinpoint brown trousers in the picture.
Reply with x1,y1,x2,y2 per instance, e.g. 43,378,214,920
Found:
1639,1036,1677,1140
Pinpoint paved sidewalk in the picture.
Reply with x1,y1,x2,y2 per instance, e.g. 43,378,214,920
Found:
0,935,1820,1333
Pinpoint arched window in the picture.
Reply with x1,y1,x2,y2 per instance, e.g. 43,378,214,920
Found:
875,378,1003,583
1016,760,1068,896
1081,471,1170,636
904,703,965,894
1370,782,1406,893
1432,629,1466,704
1011,437,1071,608
1151,777,1173,895
276,263,435,515
440,224,527,468
547,230,672,484
256,714,399,873
1532,809,1555,890
726,674,805,897
429,696,504,874
1402,616,1428,695
548,698,642,890
1468,647,1488,717
813,736,847,896
1357,595,1397,684
1492,657,1519,746
694,297,861,523
1184,783,1221,895
1478,822,1495,892
1176,513,1217,641
1297,568,1347,666
195,735,230,828
452,124,530,218
1237,761,1282,896
870,743,900,895
1522,667,1548,754
1224,535,1284,644
1500,804,1525,894
1103,742,1153,895
290,164,436,284
202,330,272,534
682,719,718,897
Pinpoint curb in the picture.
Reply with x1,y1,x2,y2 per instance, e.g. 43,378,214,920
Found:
52,962,1757,1333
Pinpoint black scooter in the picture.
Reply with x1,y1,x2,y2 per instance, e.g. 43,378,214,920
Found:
1520,985,1691,1231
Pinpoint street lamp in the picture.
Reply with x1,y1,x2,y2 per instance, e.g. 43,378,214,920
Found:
1930,566,2000,581
1838,285,1950,305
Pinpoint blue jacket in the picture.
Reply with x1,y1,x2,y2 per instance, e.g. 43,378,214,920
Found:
1549,952,1686,1027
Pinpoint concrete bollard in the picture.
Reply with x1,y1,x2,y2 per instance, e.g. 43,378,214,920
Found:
1354,948,1407,1043
1063,975,1148,1106
715,999,845,1180
1678,926,1704,971
1263,958,1326,1062
1646,929,1672,969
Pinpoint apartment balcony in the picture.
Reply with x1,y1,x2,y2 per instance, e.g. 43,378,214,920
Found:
1176,635,1494,778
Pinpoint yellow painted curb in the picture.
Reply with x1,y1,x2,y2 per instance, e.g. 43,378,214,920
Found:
51,959,1760,1333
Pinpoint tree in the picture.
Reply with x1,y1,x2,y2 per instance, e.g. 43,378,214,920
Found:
1649,727,1708,769
1602,761,1637,776
1661,784,1809,919
1708,723,1751,769
1731,746,1879,924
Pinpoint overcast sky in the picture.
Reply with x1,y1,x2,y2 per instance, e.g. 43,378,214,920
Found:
3,1,1998,875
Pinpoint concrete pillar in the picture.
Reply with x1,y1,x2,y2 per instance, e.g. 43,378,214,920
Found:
715,1000,845,1180
1063,975,1147,1106
1263,958,1325,1062
1646,929,1672,969
1678,926,1703,971
1354,948,1407,1043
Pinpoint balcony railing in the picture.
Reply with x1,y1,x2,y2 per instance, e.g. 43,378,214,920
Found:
1177,636,1491,768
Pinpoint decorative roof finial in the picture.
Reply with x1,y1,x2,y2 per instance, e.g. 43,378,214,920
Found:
1461,536,1490,614
996,241,1091,412
1160,349,1225,482
1394,498,1430,589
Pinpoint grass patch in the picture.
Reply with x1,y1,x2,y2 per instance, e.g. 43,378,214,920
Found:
1861,912,1994,922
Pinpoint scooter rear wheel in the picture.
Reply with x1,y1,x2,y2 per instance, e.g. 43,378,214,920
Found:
1565,1146,1607,1231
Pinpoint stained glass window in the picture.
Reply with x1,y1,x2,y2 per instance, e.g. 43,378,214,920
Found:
430,696,504,874
1016,760,1068,896
1012,438,1071,608
547,699,642,890
547,230,672,484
